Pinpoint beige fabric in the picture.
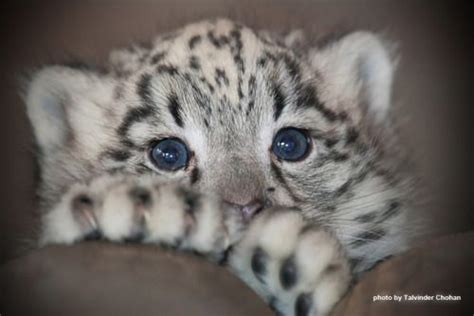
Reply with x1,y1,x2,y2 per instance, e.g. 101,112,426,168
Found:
1,233,472,315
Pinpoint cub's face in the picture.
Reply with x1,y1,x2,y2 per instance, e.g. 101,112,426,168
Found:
27,19,399,235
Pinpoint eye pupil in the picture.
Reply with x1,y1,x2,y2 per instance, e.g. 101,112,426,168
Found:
150,138,188,171
272,128,310,161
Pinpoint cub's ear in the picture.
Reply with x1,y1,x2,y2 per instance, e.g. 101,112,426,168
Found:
25,66,113,152
309,32,396,123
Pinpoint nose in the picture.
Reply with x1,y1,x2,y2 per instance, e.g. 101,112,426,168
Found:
226,200,263,221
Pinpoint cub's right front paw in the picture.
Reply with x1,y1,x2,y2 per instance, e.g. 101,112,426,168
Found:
40,175,245,259
229,208,352,316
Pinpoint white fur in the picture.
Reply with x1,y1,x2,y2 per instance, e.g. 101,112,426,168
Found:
310,32,394,122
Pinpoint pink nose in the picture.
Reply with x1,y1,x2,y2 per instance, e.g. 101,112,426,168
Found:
228,200,263,221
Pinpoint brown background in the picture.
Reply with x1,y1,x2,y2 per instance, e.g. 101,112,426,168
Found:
0,0,472,262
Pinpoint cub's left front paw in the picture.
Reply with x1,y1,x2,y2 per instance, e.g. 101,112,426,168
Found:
229,208,351,316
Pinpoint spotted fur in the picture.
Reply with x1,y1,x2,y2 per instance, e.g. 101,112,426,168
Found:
26,18,416,316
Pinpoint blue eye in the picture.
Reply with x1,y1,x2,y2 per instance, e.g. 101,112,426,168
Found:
272,128,311,161
150,138,189,171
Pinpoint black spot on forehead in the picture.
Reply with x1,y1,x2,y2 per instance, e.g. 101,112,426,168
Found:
188,35,202,49
207,30,229,48
257,51,277,68
282,54,301,80
189,56,200,70
248,75,256,96
157,64,178,75
214,68,229,87
150,51,166,65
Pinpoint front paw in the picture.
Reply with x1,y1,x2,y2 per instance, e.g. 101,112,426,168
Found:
229,208,351,316
40,175,245,259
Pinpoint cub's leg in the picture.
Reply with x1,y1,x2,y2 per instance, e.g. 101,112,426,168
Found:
229,208,352,316
40,175,244,260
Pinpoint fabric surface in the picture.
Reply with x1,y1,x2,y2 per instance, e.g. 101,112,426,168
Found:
1,232,472,315
0,242,273,316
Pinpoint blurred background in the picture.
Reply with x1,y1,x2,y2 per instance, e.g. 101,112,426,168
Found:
0,0,472,262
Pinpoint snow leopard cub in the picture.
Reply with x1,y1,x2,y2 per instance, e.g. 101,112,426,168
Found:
26,19,413,316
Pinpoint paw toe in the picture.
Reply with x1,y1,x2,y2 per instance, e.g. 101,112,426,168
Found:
279,256,298,290
128,186,153,209
251,247,268,281
295,293,313,316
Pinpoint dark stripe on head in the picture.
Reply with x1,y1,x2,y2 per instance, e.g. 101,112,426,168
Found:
189,56,200,70
207,31,228,48
335,179,352,197
270,162,301,202
351,228,386,247
104,149,131,162
150,52,166,65
295,84,342,122
168,94,183,127
190,167,200,184
248,75,256,96
377,201,401,223
282,54,300,80
354,212,378,223
137,73,154,107
272,83,286,121
346,127,359,145
324,138,339,148
257,51,277,68
117,105,155,137
188,35,202,49
157,64,178,75
215,68,229,87
246,100,255,116
329,151,349,162
237,78,244,99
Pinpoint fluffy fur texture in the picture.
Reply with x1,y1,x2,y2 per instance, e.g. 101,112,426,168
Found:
26,19,415,316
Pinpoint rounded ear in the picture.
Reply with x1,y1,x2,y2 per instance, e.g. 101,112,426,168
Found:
309,32,396,123
25,66,113,152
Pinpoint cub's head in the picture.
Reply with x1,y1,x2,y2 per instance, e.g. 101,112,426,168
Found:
27,19,406,263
